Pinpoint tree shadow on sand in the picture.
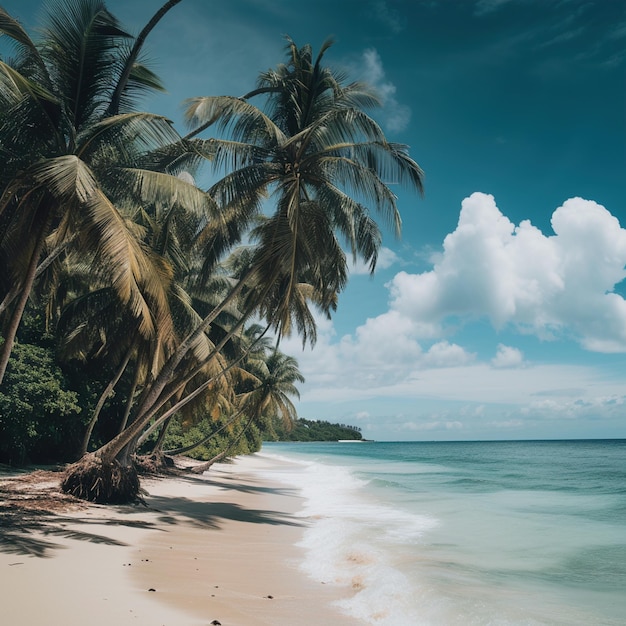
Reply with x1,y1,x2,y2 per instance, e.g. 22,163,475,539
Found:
163,469,301,498
0,469,156,558
147,494,305,530
0,467,304,559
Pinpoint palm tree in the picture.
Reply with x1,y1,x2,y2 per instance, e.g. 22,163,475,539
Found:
189,348,304,474
128,36,425,427
160,323,272,457
61,37,424,503
0,0,196,385
186,37,424,336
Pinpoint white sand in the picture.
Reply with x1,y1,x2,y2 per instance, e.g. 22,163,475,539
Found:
0,455,361,626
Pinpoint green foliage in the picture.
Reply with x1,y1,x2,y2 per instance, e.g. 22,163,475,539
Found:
0,341,83,464
267,417,362,442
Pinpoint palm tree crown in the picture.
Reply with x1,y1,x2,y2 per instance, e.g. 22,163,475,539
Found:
185,37,424,344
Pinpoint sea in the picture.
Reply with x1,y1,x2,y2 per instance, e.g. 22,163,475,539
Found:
258,439,626,626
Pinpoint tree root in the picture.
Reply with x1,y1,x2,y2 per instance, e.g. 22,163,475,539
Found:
135,453,174,475
60,454,140,504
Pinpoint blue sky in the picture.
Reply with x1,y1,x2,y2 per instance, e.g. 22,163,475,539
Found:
4,0,626,440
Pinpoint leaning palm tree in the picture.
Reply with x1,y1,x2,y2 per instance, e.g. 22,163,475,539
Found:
0,0,196,385
131,36,424,425
61,37,424,503
189,348,304,474
160,323,273,457
133,36,425,429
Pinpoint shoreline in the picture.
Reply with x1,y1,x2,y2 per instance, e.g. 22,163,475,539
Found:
0,455,361,626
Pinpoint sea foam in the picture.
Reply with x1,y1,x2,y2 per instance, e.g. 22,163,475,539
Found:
259,451,438,624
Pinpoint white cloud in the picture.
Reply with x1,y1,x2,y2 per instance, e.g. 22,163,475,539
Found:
345,310,423,371
423,341,475,368
361,49,411,133
368,1,405,33
521,395,626,419
492,344,524,368
388,193,626,352
400,420,449,432
489,419,524,429
280,193,626,438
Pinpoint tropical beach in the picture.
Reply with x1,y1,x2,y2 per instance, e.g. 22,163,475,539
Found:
0,455,360,626
3,440,625,625
1,2,624,625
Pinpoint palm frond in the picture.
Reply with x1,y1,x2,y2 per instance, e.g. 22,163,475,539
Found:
0,8,41,59
40,0,132,129
79,188,171,339
0,60,58,104
184,95,286,146
30,154,98,202
77,112,181,162
117,167,218,218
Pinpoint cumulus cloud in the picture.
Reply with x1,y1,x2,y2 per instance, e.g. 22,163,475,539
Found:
279,192,626,438
361,49,411,133
423,341,475,368
388,193,626,352
492,344,524,368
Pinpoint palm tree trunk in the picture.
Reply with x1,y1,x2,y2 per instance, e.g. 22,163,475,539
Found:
0,238,73,316
110,296,254,462
164,407,246,456
150,416,173,455
136,320,269,448
100,319,242,460
60,269,271,503
0,210,51,386
190,412,256,474
60,294,250,503
79,347,133,457
118,365,140,434
130,274,250,430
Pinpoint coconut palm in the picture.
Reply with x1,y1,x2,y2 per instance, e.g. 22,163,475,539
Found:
0,0,199,385
127,36,424,425
189,348,304,474
61,36,424,503
160,323,272,457
186,38,424,337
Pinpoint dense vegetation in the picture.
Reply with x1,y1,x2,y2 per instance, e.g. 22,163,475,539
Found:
0,0,422,501
267,418,362,442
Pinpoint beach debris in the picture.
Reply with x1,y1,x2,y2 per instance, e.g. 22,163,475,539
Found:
265,595,274,599
210,620,221,625
148,588,156,592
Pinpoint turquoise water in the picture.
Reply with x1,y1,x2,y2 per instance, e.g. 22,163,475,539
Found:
259,440,626,625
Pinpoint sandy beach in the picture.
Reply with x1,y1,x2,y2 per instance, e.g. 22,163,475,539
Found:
0,454,361,626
